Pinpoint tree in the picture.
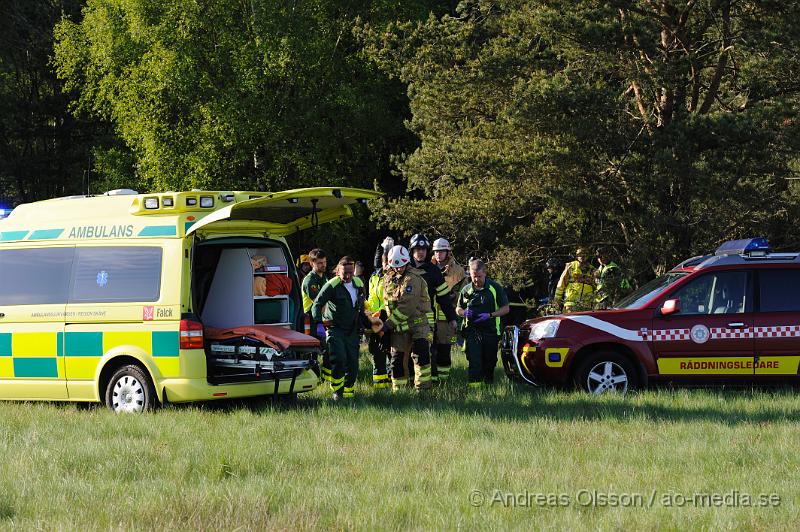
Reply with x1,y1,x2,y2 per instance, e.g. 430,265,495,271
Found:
53,0,450,194
0,0,114,204
362,0,800,287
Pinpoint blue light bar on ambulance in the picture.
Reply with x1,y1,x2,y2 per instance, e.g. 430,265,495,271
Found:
0,208,10,219
714,237,771,256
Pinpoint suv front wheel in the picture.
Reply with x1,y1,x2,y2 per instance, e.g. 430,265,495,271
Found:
574,351,638,395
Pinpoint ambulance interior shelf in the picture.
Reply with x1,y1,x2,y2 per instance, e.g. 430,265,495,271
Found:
251,251,292,325
196,241,295,330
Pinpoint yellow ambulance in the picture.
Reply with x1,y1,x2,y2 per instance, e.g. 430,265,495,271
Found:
0,187,379,412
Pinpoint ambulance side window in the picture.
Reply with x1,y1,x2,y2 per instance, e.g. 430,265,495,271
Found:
69,247,162,303
0,248,74,304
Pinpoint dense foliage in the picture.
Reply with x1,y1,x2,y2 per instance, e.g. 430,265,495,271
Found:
53,0,448,194
0,0,114,203
2,1,799,285
362,0,800,285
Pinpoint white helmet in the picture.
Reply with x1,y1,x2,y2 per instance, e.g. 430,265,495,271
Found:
432,238,451,251
388,245,410,268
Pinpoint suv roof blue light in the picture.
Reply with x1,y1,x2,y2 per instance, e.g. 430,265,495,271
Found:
714,237,771,256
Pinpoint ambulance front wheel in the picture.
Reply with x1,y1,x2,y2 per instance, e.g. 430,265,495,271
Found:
574,350,638,395
105,364,157,413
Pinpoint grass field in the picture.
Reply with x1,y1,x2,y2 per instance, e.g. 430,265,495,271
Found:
1,348,799,530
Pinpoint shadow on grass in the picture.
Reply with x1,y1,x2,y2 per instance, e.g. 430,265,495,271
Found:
173,363,800,425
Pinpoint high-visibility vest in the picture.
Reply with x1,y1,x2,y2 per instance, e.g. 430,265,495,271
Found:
367,271,384,313
557,261,596,307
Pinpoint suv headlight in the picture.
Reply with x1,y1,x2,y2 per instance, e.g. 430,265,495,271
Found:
529,319,561,341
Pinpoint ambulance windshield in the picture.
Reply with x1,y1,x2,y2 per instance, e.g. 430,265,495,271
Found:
614,272,688,310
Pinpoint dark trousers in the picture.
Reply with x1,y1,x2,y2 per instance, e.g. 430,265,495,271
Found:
368,331,391,387
310,318,330,381
326,329,360,395
465,330,500,384
431,343,452,380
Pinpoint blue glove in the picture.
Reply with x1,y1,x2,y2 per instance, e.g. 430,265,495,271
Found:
316,323,326,337
463,309,475,319
474,312,491,323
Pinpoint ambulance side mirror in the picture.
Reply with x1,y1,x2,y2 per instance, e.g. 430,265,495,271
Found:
659,298,680,316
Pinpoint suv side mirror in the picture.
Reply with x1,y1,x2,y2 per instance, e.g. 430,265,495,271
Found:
660,298,680,316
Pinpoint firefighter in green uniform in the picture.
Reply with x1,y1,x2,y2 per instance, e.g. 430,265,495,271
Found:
381,245,433,390
594,247,630,309
456,259,510,387
553,247,596,312
311,256,368,400
302,248,329,381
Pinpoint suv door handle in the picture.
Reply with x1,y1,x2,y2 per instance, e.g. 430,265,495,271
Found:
728,322,745,328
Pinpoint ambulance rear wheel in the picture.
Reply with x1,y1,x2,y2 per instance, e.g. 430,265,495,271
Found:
105,364,157,413
575,351,638,395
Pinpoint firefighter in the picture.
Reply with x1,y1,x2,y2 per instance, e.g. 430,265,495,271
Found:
430,238,466,382
381,245,433,391
311,256,368,400
297,254,312,283
301,248,330,381
553,247,596,312
595,247,630,309
408,233,457,383
366,247,391,389
456,259,510,386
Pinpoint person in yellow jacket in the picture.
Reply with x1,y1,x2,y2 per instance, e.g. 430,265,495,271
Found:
381,245,433,390
553,247,596,312
430,238,466,381
366,252,391,389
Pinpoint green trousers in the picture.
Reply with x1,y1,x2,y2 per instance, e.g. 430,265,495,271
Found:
464,330,500,384
326,328,360,397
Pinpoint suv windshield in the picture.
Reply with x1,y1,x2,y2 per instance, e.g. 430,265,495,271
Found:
615,272,688,309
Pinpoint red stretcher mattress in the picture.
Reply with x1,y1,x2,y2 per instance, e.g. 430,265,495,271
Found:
204,325,320,350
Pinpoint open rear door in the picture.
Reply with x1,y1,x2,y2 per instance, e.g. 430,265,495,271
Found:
186,187,381,237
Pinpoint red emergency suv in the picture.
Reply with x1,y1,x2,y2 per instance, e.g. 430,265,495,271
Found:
501,238,800,393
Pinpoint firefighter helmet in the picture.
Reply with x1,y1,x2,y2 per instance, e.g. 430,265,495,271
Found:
409,233,431,251
388,245,411,268
432,238,451,251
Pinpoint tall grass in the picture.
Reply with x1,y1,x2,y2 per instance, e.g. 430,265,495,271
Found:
0,349,798,530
